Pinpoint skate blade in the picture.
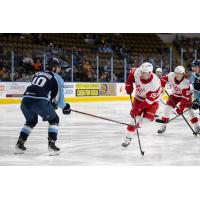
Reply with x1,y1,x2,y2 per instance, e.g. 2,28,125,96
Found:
121,144,129,150
157,132,165,135
14,150,25,155
48,151,60,156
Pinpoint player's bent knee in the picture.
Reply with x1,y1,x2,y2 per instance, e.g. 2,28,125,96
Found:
26,118,38,128
49,115,59,125
143,110,156,121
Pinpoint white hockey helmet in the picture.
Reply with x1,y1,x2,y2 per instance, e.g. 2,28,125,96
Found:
140,62,153,73
174,66,185,74
156,68,162,73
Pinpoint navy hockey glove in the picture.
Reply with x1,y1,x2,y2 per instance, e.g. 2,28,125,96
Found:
192,100,199,110
63,103,71,114
51,102,58,110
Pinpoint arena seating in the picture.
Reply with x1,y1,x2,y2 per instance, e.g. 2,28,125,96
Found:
0,33,174,82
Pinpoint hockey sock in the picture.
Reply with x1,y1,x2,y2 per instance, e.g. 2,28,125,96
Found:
48,124,58,141
19,125,33,141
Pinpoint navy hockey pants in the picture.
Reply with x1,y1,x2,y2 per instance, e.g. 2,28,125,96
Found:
21,97,58,127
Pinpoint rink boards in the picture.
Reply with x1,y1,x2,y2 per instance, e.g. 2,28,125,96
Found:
0,82,169,104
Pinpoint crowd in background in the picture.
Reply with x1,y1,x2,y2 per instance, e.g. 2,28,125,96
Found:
0,34,199,82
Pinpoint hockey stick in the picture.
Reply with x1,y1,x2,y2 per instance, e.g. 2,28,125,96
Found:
130,94,145,156
159,98,177,116
71,109,135,127
156,107,191,123
165,90,196,135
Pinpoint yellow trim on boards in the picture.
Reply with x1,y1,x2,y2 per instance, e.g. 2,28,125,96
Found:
0,95,168,104
0,98,22,104
67,96,130,102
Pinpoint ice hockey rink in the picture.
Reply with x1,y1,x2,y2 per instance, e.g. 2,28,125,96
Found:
1,101,200,166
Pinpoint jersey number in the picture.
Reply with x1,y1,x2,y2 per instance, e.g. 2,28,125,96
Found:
32,77,47,87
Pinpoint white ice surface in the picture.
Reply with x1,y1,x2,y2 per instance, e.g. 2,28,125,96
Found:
0,101,200,166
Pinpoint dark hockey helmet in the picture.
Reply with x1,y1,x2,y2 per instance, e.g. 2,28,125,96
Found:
46,57,60,70
191,59,200,67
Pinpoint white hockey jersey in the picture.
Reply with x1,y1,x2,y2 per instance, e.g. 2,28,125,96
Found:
126,68,162,104
161,72,192,100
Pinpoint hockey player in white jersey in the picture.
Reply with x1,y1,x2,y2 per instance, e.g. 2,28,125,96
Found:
122,62,162,148
157,65,200,134
155,67,162,79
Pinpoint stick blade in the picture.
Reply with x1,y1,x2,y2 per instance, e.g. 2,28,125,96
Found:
155,118,165,123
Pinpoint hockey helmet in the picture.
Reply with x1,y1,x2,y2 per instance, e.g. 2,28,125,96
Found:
140,62,153,73
174,66,185,74
156,68,162,73
191,59,200,67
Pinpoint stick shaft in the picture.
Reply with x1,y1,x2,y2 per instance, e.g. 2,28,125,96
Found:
130,94,144,156
165,90,195,134
71,109,132,127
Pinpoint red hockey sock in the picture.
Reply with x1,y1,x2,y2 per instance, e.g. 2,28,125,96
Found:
162,117,170,123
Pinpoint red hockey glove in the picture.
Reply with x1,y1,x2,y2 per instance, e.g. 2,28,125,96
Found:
130,101,151,118
176,107,184,115
176,98,189,115
125,83,133,95
130,107,142,118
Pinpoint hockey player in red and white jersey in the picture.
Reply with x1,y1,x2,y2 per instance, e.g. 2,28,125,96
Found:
157,65,200,134
122,62,162,148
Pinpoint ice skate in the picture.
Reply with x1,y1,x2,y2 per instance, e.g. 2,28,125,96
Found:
121,137,132,148
193,126,200,136
157,124,166,134
48,139,60,156
15,137,26,154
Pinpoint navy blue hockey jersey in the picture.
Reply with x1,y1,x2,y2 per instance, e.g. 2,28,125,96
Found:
190,72,200,91
23,71,66,109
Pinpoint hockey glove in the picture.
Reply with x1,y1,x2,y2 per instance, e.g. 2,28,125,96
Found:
63,103,71,115
176,107,184,115
130,107,142,118
130,101,150,118
192,100,199,110
51,102,58,110
125,83,133,95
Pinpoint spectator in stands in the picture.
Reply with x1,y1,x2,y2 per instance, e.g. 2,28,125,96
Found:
83,61,93,81
104,61,111,72
23,54,34,66
113,72,118,82
23,54,34,73
46,42,63,57
0,67,10,81
162,64,170,74
0,58,3,68
17,73,34,81
33,58,42,72
99,72,110,82
84,34,95,44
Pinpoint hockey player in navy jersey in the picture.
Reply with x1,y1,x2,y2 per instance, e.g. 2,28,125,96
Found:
190,59,200,114
15,57,71,155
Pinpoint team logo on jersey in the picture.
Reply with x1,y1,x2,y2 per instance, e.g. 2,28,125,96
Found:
150,92,158,98
174,85,181,94
136,84,145,95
